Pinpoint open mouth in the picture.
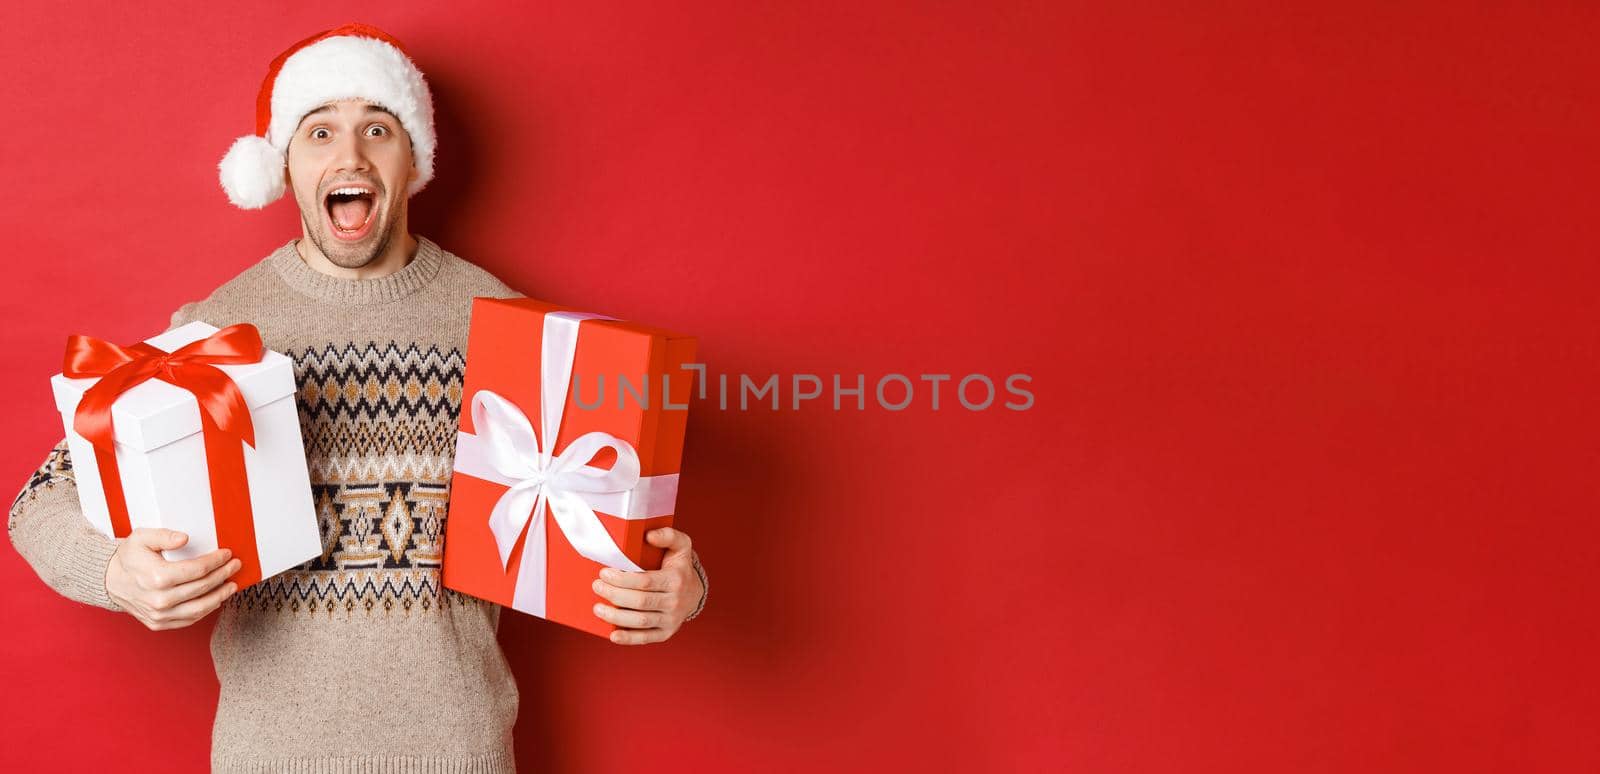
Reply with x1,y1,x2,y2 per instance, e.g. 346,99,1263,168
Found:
323,184,379,241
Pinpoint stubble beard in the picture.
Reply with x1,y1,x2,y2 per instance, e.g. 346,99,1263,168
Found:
298,190,399,270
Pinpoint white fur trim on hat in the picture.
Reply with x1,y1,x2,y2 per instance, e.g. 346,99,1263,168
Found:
217,33,435,210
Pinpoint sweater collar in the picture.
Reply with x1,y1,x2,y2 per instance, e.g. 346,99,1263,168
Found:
268,235,445,305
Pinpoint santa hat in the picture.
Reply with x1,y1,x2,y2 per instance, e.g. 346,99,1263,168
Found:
217,22,436,209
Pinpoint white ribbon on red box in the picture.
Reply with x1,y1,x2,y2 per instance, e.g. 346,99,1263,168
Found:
452,311,680,616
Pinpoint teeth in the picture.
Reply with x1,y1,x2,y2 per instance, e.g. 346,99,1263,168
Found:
326,185,374,234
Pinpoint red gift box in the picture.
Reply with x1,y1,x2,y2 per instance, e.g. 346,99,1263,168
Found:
443,298,697,638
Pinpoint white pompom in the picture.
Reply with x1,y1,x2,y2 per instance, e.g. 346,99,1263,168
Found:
217,135,286,209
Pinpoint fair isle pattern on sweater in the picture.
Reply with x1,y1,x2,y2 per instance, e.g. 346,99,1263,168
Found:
234,340,486,617
9,442,71,519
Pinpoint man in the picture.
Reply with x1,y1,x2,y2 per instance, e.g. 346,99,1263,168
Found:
7,22,707,772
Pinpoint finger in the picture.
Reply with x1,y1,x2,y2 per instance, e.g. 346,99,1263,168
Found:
143,616,182,632
162,558,243,606
145,548,234,589
591,579,669,611
129,528,189,551
163,580,238,624
593,603,664,630
597,567,674,592
645,527,691,554
608,627,671,645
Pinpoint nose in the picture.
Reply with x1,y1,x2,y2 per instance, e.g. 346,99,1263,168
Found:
331,128,371,175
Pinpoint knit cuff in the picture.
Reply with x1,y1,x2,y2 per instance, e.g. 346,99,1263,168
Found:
684,550,707,622
14,491,123,612
59,523,122,612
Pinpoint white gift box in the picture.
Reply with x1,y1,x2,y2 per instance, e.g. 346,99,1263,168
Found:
49,321,321,582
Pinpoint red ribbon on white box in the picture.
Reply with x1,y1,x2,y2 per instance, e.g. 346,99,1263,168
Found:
452,311,680,616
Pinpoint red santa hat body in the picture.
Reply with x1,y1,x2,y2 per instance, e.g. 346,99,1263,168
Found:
217,22,436,209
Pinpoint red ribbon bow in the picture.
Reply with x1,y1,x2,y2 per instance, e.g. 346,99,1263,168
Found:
64,324,269,587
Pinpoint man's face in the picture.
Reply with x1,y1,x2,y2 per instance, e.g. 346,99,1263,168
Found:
285,99,419,269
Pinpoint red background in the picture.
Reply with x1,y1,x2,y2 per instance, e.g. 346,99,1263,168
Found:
2,2,1596,772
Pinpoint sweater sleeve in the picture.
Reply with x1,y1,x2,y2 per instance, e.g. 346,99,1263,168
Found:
6,305,198,612
7,439,122,611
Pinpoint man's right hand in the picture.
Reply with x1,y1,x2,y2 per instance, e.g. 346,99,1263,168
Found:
105,529,241,630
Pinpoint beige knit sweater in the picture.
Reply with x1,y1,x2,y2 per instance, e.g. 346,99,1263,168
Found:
10,236,535,772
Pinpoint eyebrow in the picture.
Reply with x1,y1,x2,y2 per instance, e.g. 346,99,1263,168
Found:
300,103,398,123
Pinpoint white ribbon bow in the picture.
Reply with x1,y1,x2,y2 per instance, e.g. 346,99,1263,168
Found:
452,311,679,616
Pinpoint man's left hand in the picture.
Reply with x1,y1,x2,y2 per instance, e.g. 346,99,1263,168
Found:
591,527,704,645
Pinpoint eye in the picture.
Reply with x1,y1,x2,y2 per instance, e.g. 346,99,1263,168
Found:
367,124,388,137
311,127,330,140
